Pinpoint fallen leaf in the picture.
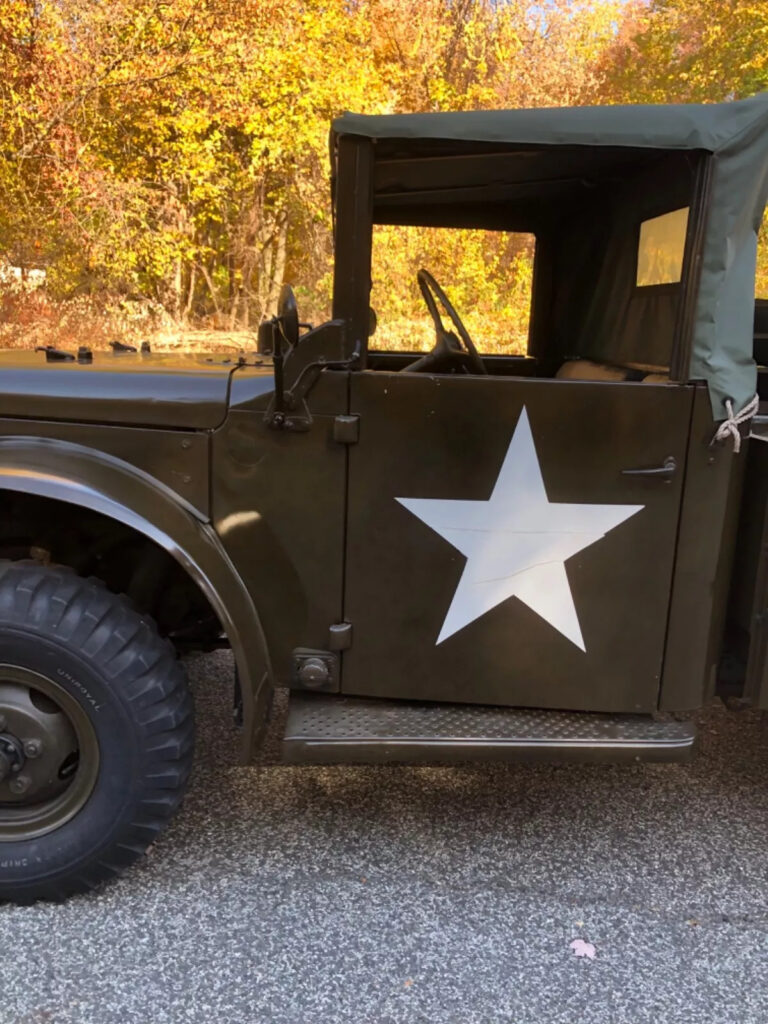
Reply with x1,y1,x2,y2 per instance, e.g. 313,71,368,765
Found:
404,979,414,988
570,938,596,960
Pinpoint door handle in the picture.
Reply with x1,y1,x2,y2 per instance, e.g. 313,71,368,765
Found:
621,456,677,481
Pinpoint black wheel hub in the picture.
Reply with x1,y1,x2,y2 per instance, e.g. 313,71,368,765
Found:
0,666,99,840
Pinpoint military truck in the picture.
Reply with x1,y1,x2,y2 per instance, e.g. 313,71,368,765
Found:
2,95,768,903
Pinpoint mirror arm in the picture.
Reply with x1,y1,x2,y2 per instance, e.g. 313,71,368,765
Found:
258,319,288,418
287,341,361,405
272,328,286,419
265,339,361,431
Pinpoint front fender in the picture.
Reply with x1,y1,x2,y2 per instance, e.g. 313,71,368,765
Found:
0,435,271,762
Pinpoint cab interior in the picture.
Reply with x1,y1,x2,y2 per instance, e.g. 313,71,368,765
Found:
358,142,702,385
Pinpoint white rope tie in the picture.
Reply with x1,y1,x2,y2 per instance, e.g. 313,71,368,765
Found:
713,393,760,453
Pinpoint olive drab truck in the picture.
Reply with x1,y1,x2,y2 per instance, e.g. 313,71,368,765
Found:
2,95,768,903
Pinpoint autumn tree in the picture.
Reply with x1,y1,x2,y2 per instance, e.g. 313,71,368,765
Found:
600,0,768,295
600,0,768,103
7,0,734,345
0,0,385,325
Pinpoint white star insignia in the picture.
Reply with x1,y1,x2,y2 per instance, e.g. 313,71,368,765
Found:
396,406,644,651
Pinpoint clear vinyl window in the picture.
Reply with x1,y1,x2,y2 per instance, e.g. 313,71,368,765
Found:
636,207,690,287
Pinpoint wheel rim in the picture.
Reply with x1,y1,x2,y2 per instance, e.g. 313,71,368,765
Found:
0,664,100,841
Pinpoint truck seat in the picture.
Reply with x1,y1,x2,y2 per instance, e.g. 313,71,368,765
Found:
555,360,629,381
640,372,670,383
555,360,669,383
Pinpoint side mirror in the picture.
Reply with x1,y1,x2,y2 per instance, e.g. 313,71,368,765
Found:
257,319,276,355
277,284,299,349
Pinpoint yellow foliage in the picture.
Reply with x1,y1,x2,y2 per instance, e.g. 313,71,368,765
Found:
0,0,766,340
371,226,534,354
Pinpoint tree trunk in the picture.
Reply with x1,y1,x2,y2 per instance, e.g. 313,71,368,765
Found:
183,265,197,322
196,262,222,320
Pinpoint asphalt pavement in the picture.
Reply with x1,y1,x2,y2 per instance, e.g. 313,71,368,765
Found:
3,650,768,1024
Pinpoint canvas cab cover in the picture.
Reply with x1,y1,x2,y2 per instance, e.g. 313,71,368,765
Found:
332,94,768,419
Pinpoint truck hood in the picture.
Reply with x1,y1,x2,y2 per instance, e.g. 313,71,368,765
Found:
0,350,275,430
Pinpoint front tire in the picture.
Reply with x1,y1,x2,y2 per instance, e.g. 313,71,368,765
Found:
0,561,194,903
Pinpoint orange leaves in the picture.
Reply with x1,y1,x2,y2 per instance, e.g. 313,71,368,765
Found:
1,0,765,331
599,0,768,104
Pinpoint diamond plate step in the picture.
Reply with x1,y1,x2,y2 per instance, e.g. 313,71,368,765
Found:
282,694,696,765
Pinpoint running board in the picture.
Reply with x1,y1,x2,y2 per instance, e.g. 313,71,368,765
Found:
282,694,697,765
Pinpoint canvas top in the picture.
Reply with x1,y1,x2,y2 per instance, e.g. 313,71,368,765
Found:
333,96,768,420
332,94,768,156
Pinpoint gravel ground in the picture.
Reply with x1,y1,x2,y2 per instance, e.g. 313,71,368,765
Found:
3,651,768,1024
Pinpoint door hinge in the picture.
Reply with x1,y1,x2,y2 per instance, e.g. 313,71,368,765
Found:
328,621,353,650
333,415,359,445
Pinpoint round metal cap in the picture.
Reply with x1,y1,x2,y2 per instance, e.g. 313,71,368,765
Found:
298,658,330,690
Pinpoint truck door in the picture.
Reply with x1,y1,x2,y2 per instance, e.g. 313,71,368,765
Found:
341,373,694,713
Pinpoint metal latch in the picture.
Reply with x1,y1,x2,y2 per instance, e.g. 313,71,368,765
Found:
621,456,677,481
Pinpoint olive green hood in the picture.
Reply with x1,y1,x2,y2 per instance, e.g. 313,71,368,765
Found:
0,351,244,430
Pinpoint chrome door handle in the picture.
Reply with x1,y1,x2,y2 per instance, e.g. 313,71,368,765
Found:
621,456,677,480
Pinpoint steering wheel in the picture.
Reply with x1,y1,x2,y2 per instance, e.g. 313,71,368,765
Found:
404,269,487,375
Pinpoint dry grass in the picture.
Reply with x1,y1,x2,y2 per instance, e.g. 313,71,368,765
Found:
0,290,528,357
374,316,528,356
0,289,257,354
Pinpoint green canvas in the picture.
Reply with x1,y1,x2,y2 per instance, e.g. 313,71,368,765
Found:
333,95,768,418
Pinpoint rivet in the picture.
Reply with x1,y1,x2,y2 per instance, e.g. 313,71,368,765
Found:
181,439,192,450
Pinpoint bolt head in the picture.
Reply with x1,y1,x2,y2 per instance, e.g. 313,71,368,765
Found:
297,657,330,690
23,739,42,759
9,775,31,795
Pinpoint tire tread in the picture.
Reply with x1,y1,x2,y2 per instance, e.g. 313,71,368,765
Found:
0,560,194,903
